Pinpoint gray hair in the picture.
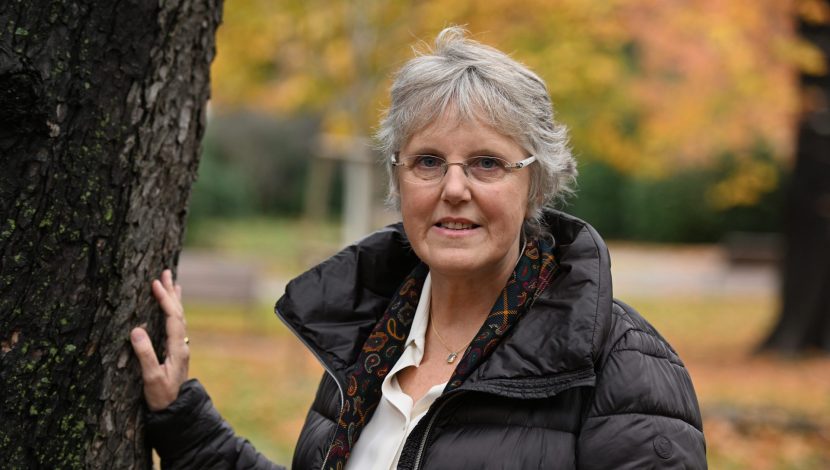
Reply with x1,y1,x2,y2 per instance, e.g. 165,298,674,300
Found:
376,26,577,236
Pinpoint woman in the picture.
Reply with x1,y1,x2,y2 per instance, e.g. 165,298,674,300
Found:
131,27,707,469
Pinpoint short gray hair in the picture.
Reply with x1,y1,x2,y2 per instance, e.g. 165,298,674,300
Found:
376,26,577,235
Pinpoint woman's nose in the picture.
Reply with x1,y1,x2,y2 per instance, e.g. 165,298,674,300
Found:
440,164,472,203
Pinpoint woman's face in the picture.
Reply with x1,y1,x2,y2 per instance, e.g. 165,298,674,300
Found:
398,114,531,280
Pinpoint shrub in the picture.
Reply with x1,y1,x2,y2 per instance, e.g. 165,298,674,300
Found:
568,152,787,242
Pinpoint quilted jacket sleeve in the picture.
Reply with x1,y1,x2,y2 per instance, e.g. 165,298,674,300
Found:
576,302,707,469
146,379,286,470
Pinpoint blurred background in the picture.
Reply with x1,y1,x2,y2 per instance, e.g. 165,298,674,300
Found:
176,0,830,468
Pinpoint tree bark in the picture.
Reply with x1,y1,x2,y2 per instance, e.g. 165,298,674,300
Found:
761,1,830,354
0,1,222,468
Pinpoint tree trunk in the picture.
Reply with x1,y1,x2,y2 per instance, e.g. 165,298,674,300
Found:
761,1,830,354
0,1,222,468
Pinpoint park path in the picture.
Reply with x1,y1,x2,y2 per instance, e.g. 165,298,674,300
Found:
177,242,779,304
606,242,777,298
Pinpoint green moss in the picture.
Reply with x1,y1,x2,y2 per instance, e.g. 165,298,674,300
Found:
59,420,69,432
64,344,76,353
5,219,14,230
14,27,28,36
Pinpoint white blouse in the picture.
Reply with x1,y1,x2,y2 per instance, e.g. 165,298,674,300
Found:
345,273,446,470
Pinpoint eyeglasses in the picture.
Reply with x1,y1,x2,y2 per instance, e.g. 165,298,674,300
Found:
391,153,536,184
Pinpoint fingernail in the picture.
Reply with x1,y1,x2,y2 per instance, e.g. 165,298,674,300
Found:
130,328,145,342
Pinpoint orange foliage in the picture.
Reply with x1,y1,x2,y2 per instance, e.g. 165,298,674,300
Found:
211,0,805,207
617,0,797,175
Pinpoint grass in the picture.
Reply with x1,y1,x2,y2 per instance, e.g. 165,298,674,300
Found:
185,302,323,464
178,218,830,469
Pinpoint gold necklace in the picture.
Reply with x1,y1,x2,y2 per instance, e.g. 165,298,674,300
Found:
427,238,527,364
429,309,470,364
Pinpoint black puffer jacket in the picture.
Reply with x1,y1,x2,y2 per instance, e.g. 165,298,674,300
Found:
147,212,707,469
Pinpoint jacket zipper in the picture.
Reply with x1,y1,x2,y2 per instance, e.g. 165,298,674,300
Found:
275,306,345,470
411,391,463,470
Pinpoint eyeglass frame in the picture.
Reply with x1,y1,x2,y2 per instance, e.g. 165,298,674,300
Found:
390,152,537,183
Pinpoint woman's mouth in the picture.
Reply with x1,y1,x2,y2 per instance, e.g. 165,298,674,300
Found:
435,221,480,230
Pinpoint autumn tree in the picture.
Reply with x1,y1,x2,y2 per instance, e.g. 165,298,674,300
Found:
762,0,830,353
205,0,797,237
0,1,222,468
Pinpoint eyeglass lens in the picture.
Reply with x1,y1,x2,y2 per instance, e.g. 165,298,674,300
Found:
402,155,510,183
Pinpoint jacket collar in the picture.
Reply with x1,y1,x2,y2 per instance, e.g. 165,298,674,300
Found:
275,211,613,395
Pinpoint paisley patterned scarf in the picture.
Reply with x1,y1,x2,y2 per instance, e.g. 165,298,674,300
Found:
323,238,557,469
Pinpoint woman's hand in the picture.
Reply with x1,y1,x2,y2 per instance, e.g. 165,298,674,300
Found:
130,269,189,412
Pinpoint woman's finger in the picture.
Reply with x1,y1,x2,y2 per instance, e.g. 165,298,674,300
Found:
162,269,177,298
152,278,189,363
130,327,162,381
153,279,182,319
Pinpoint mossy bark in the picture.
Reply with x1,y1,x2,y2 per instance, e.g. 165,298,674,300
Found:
761,0,830,354
0,0,222,467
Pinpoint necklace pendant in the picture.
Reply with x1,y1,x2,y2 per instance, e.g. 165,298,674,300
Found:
446,352,458,364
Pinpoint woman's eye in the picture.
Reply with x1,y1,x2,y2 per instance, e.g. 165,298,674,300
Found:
473,157,503,170
415,155,442,168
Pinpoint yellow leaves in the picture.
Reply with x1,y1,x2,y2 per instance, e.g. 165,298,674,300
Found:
260,76,313,113
322,37,356,82
782,38,828,76
321,109,357,136
707,158,780,209
209,0,801,206
798,0,830,24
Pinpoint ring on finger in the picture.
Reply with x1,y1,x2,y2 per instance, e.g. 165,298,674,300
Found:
184,336,190,346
